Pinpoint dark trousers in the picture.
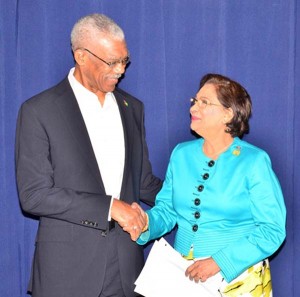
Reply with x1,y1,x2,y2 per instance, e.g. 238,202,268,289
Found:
99,229,126,297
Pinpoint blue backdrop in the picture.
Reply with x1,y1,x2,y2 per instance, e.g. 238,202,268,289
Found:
1,1,299,296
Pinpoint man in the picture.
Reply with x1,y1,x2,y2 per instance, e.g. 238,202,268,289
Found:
15,13,162,297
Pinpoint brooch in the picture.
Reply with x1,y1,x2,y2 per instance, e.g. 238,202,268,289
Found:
232,146,241,156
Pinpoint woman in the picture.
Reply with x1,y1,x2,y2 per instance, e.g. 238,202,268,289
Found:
136,73,286,296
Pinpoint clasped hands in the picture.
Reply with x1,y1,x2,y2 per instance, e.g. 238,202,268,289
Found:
111,199,147,241
110,200,220,282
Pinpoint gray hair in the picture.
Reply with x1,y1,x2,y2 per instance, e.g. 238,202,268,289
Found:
71,13,125,51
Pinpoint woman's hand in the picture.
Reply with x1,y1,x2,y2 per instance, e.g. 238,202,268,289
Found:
121,202,148,241
185,257,220,283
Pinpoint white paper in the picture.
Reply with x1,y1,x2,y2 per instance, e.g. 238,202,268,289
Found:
135,238,223,297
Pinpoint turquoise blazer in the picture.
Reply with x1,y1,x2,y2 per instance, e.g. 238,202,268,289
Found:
137,137,286,282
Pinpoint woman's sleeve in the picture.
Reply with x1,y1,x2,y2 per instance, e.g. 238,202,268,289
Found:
137,150,178,245
212,151,286,282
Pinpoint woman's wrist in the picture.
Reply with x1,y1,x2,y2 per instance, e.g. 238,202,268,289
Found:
142,213,149,232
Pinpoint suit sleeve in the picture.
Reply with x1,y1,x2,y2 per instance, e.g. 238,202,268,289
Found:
137,149,178,245
212,152,286,282
138,104,162,206
15,101,111,231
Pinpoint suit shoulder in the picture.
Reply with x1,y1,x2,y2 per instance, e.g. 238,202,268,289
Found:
21,78,70,109
114,87,143,106
235,138,269,157
231,138,272,169
172,139,202,155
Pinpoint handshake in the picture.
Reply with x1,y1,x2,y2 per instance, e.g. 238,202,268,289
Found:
111,199,148,241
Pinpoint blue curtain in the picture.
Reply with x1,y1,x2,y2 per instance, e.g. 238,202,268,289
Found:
1,1,298,296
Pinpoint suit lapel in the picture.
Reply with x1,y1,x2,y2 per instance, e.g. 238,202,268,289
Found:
53,80,133,195
114,89,132,197
54,79,105,192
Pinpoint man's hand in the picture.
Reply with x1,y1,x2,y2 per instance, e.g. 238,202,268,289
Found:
111,200,146,241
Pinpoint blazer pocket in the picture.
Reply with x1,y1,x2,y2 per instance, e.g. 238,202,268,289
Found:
36,225,73,242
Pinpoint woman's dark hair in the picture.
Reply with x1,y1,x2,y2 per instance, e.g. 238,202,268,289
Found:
199,73,252,137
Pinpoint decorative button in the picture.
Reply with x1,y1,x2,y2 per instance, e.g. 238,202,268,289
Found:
197,185,204,192
194,211,200,219
208,160,215,167
194,198,201,206
101,231,107,237
192,224,198,232
203,173,209,180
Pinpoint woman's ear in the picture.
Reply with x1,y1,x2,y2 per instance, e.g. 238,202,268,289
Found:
223,107,234,123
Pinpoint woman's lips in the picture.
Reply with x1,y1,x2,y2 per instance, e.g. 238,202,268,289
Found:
191,116,200,121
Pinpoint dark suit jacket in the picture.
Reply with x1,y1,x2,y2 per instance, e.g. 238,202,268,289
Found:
15,78,162,297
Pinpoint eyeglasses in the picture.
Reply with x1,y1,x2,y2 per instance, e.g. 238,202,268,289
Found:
81,48,130,68
190,97,222,108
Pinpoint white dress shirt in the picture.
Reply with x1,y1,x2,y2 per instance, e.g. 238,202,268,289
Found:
68,68,125,216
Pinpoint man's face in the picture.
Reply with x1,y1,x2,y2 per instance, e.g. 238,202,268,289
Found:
75,35,129,98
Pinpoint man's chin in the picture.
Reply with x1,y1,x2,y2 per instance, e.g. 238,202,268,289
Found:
106,84,117,92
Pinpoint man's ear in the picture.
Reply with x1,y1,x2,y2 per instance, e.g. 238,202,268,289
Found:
73,49,86,66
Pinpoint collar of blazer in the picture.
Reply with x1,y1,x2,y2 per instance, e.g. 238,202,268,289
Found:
54,80,134,193
113,88,132,189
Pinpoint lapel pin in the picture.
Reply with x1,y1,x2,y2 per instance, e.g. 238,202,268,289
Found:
232,146,241,156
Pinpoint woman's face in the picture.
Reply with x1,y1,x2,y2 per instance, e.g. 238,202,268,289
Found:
190,83,231,138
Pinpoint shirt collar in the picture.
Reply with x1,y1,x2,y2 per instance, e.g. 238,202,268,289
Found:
67,67,116,107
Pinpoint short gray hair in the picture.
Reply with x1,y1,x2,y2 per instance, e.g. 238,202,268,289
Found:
71,13,125,51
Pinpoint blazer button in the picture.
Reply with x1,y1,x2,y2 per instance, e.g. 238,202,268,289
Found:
194,198,201,206
194,211,200,219
197,185,204,192
101,231,107,237
203,173,209,180
192,224,198,232
208,160,215,167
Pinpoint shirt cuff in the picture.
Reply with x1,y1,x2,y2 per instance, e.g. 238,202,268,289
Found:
108,196,119,220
